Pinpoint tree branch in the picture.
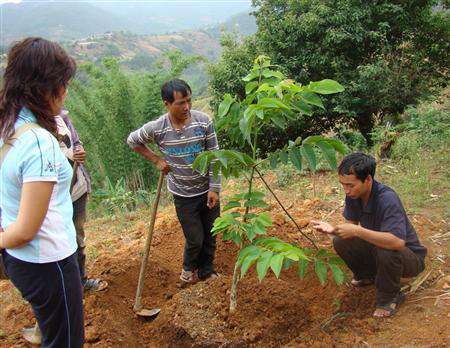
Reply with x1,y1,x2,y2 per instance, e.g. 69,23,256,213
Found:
254,167,319,250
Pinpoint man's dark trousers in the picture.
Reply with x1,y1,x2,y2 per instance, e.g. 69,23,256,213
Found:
333,237,425,305
173,193,220,279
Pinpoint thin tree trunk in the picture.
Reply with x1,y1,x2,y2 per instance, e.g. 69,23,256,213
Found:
229,262,240,313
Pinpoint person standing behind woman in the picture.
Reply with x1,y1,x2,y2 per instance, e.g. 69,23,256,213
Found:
0,38,84,347
57,110,107,291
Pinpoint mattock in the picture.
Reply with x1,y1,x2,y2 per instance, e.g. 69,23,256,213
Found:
133,172,164,318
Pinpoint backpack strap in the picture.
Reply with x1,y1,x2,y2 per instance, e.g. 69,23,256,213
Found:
0,123,41,167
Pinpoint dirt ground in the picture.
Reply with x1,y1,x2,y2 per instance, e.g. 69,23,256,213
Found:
1,173,449,347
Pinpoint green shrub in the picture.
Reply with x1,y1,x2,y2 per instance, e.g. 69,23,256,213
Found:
209,1,449,146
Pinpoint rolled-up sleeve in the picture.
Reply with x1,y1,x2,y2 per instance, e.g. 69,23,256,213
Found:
127,120,157,148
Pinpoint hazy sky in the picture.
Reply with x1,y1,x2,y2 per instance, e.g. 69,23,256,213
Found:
0,0,251,3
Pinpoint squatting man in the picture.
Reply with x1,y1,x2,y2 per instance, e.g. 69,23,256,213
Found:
312,153,427,318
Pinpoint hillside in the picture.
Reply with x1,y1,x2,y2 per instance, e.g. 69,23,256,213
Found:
66,31,222,66
0,1,131,43
0,0,253,43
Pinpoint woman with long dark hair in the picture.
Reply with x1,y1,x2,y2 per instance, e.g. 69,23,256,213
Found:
0,37,84,347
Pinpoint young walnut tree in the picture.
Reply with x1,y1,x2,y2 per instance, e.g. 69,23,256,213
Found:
193,56,347,313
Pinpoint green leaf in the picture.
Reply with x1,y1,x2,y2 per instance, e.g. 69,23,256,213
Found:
244,199,269,208
213,151,228,169
294,98,314,115
238,245,260,263
299,91,324,109
270,254,284,278
262,69,284,79
243,70,259,82
258,97,290,110
253,220,268,235
243,213,258,220
245,81,258,95
256,108,264,119
240,248,262,279
257,212,272,226
308,79,345,95
218,94,234,117
256,83,272,93
247,191,266,200
193,153,209,174
223,200,241,211
298,259,309,279
316,140,337,169
300,143,317,172
239,114,252,144
226,150,254,166
279,151,288,164
274,84,283,99
329,264,345,285
328,256,346,266
230,231,242,245
314,259,328,285
303,135,325,145
283,258,294,270
269,154,278,169
289,146,302,171
212,160,221,180
270,113,286,129
256,251,273,281
327,139,348,155
282,251,300,261
244,224,257,242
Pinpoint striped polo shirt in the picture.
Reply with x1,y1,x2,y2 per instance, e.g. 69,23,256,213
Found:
127,110,221,197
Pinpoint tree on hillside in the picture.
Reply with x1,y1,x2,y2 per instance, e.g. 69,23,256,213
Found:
210,0,449,145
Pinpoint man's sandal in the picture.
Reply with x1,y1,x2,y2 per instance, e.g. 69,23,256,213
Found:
373,292,406,318
201,271,220,282
22,323,41,345
351,278,374,287
84,278,108,292
179,269,197,283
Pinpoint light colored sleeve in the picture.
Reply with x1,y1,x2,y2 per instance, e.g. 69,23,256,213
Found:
127,120,158,148
18,129,59,183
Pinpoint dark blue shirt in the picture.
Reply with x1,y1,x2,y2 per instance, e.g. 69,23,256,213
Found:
343,181,427,258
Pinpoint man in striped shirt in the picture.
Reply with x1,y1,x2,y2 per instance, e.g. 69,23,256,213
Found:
127,79,221,283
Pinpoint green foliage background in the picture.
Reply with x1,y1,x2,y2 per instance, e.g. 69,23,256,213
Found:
209,0,449,149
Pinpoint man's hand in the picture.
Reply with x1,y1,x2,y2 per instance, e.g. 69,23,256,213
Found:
207,191,219,209
311,220,335,234
73,146,86,164
334,223,361,239
156,158,171,175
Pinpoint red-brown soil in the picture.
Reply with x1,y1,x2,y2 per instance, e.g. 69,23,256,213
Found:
1,173,449,347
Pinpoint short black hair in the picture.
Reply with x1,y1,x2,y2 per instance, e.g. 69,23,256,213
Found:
338,152,376,182
161,79,192,103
